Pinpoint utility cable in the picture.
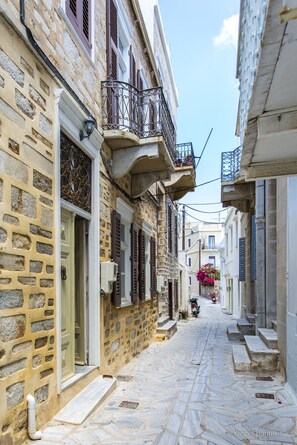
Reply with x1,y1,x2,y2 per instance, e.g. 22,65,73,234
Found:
182,204,228,214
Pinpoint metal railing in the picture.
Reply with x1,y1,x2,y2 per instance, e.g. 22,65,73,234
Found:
174,142,195,172
101,80,176,161
202,244,219,250
221,146,241,182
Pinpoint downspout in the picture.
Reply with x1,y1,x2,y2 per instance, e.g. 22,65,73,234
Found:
27,395,42,440
19,0,97,126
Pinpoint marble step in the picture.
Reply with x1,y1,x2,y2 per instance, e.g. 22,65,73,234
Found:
154,320,177,342
227,324,241,341
54,376,116,425
271,319,277,332
158,316,170,328
232,344,251,372
246,313,256,324
244,335,279,371
258,328,278,349
237,318,255,336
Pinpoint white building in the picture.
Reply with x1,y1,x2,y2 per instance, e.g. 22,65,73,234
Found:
182,222,224,297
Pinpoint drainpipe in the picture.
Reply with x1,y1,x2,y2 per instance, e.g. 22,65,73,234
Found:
27,395,42,440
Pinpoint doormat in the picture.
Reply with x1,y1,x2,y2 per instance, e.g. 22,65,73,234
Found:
255,393,275,399
119,400,139,409
256,376,273,381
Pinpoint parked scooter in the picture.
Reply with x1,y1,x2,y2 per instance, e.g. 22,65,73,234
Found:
190,297,200,317
210,293,217,304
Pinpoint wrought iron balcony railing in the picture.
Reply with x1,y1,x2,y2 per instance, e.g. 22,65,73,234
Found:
101,80,176,161
174,142,195,172
221,146,241,182
202,244,219,250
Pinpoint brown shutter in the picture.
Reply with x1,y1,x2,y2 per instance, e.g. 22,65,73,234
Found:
131,224,138,304
137,70,144,135
167,204,172,253
66,0,91,53
107,0,118,79
174,213,178,257
139,229,146,301
111,210,121,307
150,236,156,298
174,280,178,311
82,0,91,46
129,47,136,87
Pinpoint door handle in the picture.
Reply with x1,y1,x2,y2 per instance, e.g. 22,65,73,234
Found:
61,265,67,280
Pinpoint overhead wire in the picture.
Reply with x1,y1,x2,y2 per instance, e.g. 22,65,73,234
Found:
182,204,228,214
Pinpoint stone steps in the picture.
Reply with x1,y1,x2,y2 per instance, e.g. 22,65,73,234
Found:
54,376,116,425
246,313,256,325
232,344,252,372
227,324,241,342
244,335,279,371
154,320,177,342
237,318,254,334
258,328,278,349
271,319,277,331
158,316,170,328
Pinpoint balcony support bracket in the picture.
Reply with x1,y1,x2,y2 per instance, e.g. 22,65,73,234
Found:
112,143,159,179
164,170,192,187
131,171,170,198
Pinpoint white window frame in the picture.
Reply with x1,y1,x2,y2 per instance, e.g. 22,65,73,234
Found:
115,0,132,83
143,221,152,300
117,198,133,306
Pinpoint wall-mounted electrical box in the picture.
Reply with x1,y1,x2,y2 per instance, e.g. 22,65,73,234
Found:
157,275,164,292
101,262,118,294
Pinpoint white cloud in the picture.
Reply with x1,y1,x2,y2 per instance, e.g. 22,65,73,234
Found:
213,14,239,49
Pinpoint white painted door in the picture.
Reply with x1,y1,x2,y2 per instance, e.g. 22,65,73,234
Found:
61,209,75,382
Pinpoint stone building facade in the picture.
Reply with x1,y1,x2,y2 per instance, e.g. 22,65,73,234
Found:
0,0,195,443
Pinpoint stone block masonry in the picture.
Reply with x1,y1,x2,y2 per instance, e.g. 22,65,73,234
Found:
0,17,56,445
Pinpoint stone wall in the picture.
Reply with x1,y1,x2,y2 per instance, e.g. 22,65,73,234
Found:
100,143,159,375
0,16,56,444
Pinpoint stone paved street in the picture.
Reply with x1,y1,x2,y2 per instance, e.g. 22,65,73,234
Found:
27,297,297,445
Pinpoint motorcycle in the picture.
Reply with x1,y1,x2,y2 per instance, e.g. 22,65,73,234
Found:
190,297,200,317
211,296,217,304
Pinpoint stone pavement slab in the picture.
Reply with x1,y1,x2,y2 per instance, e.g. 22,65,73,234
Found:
26,296,297,445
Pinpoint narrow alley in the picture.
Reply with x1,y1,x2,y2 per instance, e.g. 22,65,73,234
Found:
27,297,297,445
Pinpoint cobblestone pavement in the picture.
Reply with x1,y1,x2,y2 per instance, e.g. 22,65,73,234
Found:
28,297,297,445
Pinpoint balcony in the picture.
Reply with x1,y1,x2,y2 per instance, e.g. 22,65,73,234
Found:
101,80,176,197
164,142,196,200
202,244,219,250
237,0,297,180
221,147,255,212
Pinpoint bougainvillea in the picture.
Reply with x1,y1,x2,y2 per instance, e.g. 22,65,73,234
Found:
196,263,220,287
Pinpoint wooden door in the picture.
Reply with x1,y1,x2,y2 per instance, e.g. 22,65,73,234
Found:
75,219,87,365
61,209,75,382
168,281,173,320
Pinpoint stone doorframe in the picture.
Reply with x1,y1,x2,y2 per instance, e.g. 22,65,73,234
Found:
54,89,103,393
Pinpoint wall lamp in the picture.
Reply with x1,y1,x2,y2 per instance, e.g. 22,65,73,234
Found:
79,115,96,141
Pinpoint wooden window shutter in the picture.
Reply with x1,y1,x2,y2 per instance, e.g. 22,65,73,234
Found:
150,236,156,298
129,47,137,87
66,0,91,53
174,213,178,257
167,204,172,253
174,280,178,311
111,210,121,307
107,0,118,79
239,237,246,281
251,214,257,281
139,229,146,301
82,0,91,45
131,224,138,304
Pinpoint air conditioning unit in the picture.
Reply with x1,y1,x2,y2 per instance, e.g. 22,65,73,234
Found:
101,262,118,294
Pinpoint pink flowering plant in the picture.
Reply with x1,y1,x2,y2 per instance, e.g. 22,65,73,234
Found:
196,263,220,287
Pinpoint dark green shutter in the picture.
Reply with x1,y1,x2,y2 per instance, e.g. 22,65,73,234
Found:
111,210,121,307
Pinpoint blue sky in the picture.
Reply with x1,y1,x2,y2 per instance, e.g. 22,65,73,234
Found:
158,0,240,223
